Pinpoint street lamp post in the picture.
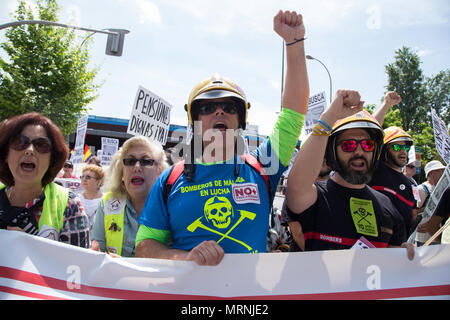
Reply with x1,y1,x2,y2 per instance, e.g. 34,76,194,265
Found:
306,55,332,104
0,20,129,56
280,40,285,110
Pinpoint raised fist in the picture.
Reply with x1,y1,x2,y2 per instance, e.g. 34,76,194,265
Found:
341,90,362,109
325,89,364,124
273,10,305,43
384,91,402,106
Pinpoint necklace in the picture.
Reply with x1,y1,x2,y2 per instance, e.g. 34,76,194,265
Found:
6,185,45,205
6,186,15,203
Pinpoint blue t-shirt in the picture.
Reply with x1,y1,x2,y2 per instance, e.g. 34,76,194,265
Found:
137,108,305,254
138,139,286,254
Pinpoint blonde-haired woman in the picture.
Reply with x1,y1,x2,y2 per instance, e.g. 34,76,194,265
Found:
79,164,105,230
91,136,168,257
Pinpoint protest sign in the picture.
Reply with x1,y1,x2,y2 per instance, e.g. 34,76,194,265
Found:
127,86,171,145
0,230,449,301
100,137,119,166
299,91,327,142
71,115,89,164
411,164,450,244
431,109,450,164
283,92,327,177
54,178,82,193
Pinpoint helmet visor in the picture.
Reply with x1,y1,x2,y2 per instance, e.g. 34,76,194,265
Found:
193,89,245,102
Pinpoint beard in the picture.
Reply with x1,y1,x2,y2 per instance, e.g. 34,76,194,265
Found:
386,149,407,168
336,155,374,185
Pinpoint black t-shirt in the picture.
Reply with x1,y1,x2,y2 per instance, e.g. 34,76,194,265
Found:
286,179,406,251
369,161,416,233
0,188,42,235
280,201,303,252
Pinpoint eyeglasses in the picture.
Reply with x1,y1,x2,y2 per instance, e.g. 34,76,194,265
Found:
9,134,52,154
338,139,375,153
392,144,411,152
80,175,97,180
123,158,155,167
197,102,238,115
406,165,416,169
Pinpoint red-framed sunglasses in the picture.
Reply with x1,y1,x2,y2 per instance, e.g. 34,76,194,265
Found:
338,139,375,153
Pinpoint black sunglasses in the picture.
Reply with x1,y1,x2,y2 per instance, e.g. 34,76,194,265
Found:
9,134,52,154
197,102,238,115
123,158,155,167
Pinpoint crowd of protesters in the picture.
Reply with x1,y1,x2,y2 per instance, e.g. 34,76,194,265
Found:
0,10,448,267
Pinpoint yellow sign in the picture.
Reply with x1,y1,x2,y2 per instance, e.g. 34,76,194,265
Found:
350,197,378,237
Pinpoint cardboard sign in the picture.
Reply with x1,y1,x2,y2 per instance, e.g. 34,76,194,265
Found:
71,115,89,164
54,178,82,193
411,164,450,244
299,91,327,142
101,137,119,166
431,109,450,164
127,86,171,145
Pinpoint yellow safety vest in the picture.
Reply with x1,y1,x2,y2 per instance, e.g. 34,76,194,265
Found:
0,182,68,237
102,192,126,256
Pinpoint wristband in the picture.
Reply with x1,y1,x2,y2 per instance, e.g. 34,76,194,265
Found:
286,37,306,46
317,119,333,131
311,122,332,136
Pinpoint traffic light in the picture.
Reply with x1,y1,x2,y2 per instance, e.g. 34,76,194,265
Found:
105,29,129,57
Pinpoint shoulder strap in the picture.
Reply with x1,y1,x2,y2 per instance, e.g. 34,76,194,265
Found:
239,154,270,194
163,160,185,204
162,156,273,205
239,153,270,190
422,184,431,196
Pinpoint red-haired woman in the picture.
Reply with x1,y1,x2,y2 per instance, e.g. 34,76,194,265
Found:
0,112,90,248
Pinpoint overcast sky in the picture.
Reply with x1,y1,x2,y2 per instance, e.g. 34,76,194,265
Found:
1,0,449,135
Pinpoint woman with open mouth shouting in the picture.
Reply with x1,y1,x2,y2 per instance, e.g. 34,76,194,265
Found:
91,136,168,257
0,112,90,248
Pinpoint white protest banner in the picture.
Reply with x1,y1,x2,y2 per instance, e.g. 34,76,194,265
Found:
299,91,327,142
127,86,171,145
431,108,450,164
1,230,449,301
101,137,119,166
71,115,89,164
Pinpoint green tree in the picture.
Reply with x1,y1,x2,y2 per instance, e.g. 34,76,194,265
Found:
382,108,403,128
383,47,448,167
385,46,427,131
0,0,100,135
425,69,450,125
363,103,377,114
